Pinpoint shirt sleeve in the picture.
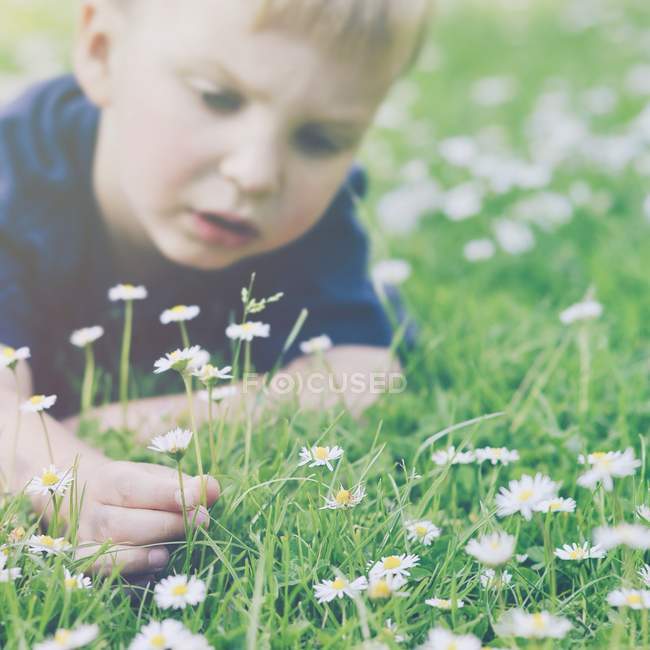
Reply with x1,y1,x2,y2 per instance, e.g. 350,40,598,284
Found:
249,165,395,372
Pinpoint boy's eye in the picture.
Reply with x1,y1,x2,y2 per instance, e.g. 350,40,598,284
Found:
201,90,244,113
294,126,347,157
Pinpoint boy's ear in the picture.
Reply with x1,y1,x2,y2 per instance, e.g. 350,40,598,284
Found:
73,1,121,107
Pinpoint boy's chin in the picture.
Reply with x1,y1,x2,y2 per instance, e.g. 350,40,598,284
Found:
154,235,252,272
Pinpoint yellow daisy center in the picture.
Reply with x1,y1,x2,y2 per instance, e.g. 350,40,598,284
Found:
369,580,391,599
64,577,78,589
568,548,585,560
332,578,347,590
313,447,329,461
41,536,55,547
438,599,451,608
415,525,428,537
171,305,187,313
54,630,71,643
335,489,352,505
626,594,642,605
241,322,255,332
518,488,534,502
492,449,503,457
549,501,562,511
171,584,189,596
123,284,135,290
383,556,401,570
531,613,546,630
170,351,181,360
591,451,607,459
2,347,15,357
150,634,167,648
30,395,45,405
41,471,59,486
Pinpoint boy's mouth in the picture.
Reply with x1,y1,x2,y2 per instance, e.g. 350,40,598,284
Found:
190,210,260,248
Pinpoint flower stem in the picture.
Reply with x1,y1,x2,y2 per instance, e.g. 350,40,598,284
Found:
179,321,190,349
7,371,22,491
39,412,55,465
119,299,134,430
182,374,206,506
80,343,95,414
207,386,216,472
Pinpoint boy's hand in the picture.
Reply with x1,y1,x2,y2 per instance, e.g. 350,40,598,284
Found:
42,459,219,576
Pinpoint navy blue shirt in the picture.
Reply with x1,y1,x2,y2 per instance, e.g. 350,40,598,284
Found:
0,75,395,417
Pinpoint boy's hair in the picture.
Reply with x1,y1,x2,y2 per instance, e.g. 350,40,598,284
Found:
253,0,434,77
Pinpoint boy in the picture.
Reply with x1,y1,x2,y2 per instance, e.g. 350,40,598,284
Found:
0,0,431,577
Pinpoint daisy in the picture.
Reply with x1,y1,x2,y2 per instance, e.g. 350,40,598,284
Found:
300,335,333,355
160,305,200,324
367,574,410,600
28,535,71,556
64,568,92,590
479,568,512,589
417,627,481,650
225,321,270,342
371,259,412,287
533,497,576,514
0,553,21,582
465,532,516,566
33,624,99,650
475,447,519,466
193,364,233,386
0,345,30,369
405,520,441,546
516,554,529,563
638,564,650,588
431,446,475,466
554,542,606,561
21,394,57,413
369,553,420,580
637,505,650,523
70,326,104,348
383,619,408,644
313,573,368,603
577,448,641,491
321,484,366,510
153,346,205,375
154,574,206,610
494,609,573,639
129,619,208,650
26,465,74,497
495,473,559,520
425,597,465,609
593,523,650,550
559,298,603,324
607,589,650,609
463,238,496,262
297,445,344,471
148,428,193,461
198,385,238,402
108,284,147,301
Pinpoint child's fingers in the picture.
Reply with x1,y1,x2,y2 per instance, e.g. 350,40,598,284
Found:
91,503,209,545
75,542,170,576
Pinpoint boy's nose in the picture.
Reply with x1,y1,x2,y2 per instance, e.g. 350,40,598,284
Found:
219,141,282,197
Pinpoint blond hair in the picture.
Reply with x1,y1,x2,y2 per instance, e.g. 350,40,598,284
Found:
253,0,434,77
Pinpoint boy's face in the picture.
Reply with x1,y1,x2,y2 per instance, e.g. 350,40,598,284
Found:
92,1,397,270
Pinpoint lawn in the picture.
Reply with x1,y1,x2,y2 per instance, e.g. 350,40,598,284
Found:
2,0,650,648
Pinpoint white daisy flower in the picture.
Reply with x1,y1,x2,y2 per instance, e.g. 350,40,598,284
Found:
129,619,206,650
607,589,650,609
465,532,516,566
70,326,104,348
405,520,441,546
515,554,529,563
554,542,606,561
297,445,344,471
160,305,200,324
193,364,233,386
225,321,270,342
0,553,21,582
593,524,650,550
108,284,147,301
26,465,74,497
21,394,57,413
64,568,92,591
494,609,573,639
148,428,193,461
369,553,420,580
300,335,333,355
383,619,408,644
28,535,71,556
577,448,641,491
198,385,238,402
431,446,475,466
479,568,512,589
154,574,206,610
425,597,465,609
367,574,410,600
638,564,650,588
416,627,481,650
321,484,366,510
533,497,576,514
475,446,519,466
495,473,559,520
153,346,205,375
559,298,603,325
637,505,650,523
371,259,412,287
0,345,30,369
33,624,99,650
463,238,496,262
313,573,368,603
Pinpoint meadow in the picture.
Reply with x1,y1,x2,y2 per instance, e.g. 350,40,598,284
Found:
2,0,650,647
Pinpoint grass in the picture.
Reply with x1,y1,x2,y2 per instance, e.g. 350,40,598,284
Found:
2,0,650,647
